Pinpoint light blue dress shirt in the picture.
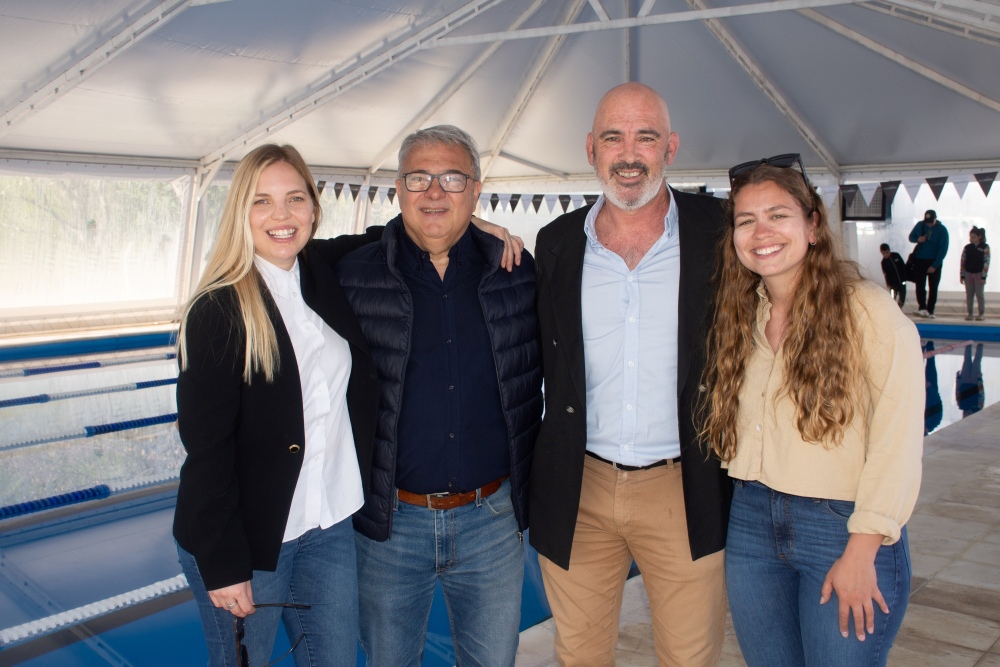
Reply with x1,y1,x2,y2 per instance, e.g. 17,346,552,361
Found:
581,188,681,465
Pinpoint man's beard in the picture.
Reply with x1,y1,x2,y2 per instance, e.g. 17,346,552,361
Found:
596,159,665,211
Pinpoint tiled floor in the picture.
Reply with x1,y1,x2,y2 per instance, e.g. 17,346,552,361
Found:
515,402,1000,666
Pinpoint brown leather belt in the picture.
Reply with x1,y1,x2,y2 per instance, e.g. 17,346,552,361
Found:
586,450,680,472
397,476,508,510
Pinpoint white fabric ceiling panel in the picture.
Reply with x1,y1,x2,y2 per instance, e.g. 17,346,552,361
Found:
0,0,996,185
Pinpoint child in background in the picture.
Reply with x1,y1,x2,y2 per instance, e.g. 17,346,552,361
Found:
880,243,907,308
960,227,990,321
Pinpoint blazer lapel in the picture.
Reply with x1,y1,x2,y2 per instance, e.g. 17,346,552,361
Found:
674,191,708,395
543,224,588,409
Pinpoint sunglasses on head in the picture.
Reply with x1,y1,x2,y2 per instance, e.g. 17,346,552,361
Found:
234,602,311,667
728,153,809,188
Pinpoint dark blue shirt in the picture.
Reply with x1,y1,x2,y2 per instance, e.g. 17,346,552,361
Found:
394,226,509,494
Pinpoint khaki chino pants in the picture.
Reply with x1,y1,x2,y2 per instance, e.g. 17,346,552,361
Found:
539,455,726,666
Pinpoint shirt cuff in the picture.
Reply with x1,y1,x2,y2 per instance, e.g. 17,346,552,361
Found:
848,511,902,545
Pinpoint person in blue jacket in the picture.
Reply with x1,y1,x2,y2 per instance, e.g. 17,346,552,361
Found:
907,209,949,318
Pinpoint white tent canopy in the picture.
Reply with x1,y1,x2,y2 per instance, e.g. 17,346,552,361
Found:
1,0,999,189
2,0,999,336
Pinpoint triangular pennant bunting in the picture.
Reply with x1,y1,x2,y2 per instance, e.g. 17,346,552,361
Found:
348,183,360,201
387,187,396,205
949,175,971,200
820,188,838,212
479,194,491,212
367,186,378,202
509,194,520,211
544,194,557,213
974,172,997,197
925,176,948,200
558,195,571,213
842,185,858,209
498,193,512,212
583,194,599,207
570,195,584,211
334,182,344,200
899,179,923,201
377,186,388,205
857,183,879,207
879,181,900,207
532,194,545,213
521,194,532,213
316,180,326,195
490,193,500,211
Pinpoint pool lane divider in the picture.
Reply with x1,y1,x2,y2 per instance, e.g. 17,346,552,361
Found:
0,330,178,364
0,377,177,409
1,352,177,379
0,351,177,378
0,485,112,520
0,573,190,647
0,413,178,453
0,473,180,521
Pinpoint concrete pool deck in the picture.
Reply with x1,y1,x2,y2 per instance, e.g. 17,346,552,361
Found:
515,401,1000,666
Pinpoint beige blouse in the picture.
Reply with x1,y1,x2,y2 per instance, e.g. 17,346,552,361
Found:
725,280,924,544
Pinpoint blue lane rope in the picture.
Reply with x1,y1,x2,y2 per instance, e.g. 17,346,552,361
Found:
0,377,177,409
0,485,111,520
0,352,176,379
0,413,178,453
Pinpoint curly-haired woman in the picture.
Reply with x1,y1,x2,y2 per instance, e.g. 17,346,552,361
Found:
699,156,923,666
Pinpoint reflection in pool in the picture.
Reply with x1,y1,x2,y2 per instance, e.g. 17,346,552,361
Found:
922,341,999,435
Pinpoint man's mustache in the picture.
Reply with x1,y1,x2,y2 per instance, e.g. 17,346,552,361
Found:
608,161,648,176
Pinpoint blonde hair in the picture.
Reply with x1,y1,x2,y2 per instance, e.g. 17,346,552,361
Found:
178,144,321,383
699,165,866,461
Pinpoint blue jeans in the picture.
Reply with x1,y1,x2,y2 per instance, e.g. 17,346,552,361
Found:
356,479,523,667
178,517,358,667
726,480,910,667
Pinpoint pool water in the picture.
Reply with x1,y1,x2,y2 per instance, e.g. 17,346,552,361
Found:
920,340,1000,435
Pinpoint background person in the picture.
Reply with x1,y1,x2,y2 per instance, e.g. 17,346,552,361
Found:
960,226,990,320
879,242,907,308
907,209,949,318
700,157,923,666
174,144,381,666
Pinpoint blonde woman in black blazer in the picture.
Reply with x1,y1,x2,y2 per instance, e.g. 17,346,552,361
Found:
174,144,379,666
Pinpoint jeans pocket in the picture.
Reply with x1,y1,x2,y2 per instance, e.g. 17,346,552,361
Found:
821,498,855,519
483,487,514,517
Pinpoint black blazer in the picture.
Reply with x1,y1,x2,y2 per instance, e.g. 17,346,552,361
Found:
528,189,732,569
173,231,380,590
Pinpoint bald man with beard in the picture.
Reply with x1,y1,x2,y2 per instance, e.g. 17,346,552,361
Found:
528,83,731,666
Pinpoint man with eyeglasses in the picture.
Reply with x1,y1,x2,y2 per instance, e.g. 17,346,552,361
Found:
527,82,731,665
336,124,542,666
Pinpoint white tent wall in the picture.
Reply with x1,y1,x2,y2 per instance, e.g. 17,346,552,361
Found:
1,0,999,336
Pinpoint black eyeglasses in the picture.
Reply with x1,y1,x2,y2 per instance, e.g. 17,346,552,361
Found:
401,172,474,193
234,602,311,667
728,153,809,187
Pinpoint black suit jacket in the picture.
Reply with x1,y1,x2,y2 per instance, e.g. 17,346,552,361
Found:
528,189,732,569
173,231,380,590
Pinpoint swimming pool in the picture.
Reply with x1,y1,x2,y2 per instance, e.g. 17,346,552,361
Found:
1,336,996,666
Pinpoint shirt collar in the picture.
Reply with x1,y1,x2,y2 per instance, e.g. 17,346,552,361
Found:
583,183,678,247
255,255,301,299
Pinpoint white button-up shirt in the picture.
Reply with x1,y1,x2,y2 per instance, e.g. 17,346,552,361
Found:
255,256,363,541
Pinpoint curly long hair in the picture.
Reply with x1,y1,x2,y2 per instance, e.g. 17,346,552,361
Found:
178,144,321,383
698,165,866,461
